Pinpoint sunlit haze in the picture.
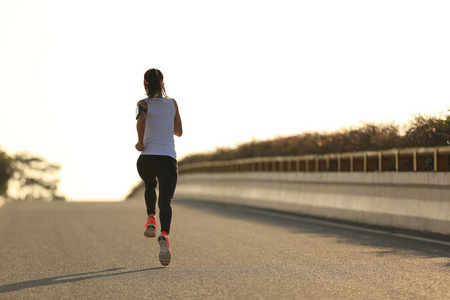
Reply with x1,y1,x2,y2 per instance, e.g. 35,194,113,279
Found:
1,0,449,200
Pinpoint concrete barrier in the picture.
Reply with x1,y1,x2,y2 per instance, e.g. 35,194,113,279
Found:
175,172,450,235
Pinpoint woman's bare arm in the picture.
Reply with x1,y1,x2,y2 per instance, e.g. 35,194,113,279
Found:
135,99,148,151
173,99,183,137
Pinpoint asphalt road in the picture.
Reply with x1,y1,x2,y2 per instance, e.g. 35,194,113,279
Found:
0,199,449,299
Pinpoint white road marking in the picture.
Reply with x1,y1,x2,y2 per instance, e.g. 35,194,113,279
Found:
242,207,450,247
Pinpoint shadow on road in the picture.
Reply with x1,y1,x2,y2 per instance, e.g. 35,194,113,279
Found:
0,267,165,294
177,199,450,267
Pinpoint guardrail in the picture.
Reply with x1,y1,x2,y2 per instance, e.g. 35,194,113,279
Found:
179,146,450,174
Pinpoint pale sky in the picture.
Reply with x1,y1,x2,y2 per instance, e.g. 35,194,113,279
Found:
1,0,449,200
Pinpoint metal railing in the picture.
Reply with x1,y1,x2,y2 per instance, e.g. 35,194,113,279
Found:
179,146,450,174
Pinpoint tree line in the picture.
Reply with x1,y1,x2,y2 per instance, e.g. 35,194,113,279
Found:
0,149,64,201
180,112,450,165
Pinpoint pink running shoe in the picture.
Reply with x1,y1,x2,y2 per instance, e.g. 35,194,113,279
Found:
144,216,157,238
158,231,171,266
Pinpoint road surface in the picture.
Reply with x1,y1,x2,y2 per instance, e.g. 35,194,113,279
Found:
0,199,449,299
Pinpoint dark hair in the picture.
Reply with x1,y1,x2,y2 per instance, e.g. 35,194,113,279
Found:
144,68,167,98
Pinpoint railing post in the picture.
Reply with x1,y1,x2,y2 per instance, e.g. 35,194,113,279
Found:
413,150,417,172
378,153,382,172
395,150,399,172
434,148,438,172
363,153,367,172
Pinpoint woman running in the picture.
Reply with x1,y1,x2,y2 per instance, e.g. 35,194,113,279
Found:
135,68,183,266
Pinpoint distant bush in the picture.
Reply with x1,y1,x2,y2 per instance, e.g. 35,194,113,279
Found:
180,113,450,165
9,152,64,201
0,147,13,196
0,147,65,201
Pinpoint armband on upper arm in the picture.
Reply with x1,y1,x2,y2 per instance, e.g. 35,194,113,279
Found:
136,104,147,120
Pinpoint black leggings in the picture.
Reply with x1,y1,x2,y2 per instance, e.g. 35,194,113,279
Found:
137,155,178,234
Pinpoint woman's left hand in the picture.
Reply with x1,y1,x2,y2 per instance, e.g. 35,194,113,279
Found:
135,142,144,151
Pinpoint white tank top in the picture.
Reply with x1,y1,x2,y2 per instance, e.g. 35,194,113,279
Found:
140,97,177,159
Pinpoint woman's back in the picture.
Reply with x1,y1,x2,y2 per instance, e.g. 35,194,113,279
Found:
141,97,176,159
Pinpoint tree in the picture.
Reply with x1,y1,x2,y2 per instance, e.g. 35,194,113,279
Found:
0,148,13,196
179,111,450,165
403,113,450,147
9,152,65,201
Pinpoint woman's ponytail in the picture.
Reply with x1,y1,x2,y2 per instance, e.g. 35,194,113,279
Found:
144,68,167,98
